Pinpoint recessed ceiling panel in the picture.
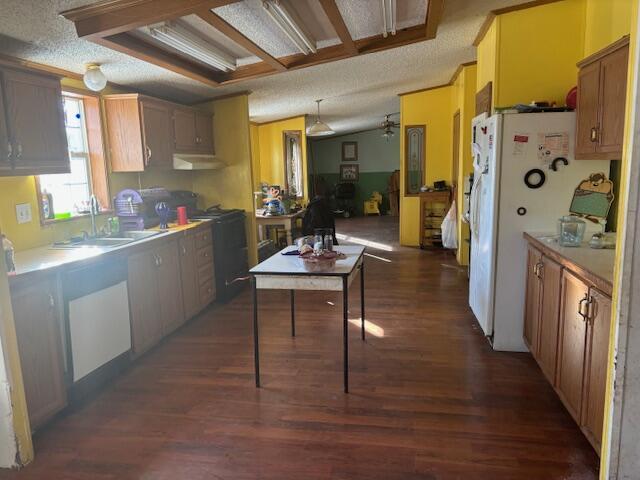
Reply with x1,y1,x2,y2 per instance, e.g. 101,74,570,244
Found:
336,0,428,40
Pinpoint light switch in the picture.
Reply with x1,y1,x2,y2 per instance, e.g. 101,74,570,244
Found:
16,203,32,224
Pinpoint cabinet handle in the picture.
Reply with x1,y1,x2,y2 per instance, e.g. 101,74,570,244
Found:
535,261,544,279
7,142,12,160
145,146,152,164
590,127,598,143
578,294,589,322
15,143,22,160
157,254,163,266
48,293,55,308
182,245,187,255
153,253,159,266
196,136,201,144
587,296,596,324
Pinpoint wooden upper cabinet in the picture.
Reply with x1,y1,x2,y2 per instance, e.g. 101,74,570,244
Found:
575,37,629,160
0,67,69,176
523,245,543,353
105,94,173,172
582,288,612,452
173,108,214,154
556,270,590,423
173,108,198,152
0,84,9,173
11,275,67,431
141,100,173,169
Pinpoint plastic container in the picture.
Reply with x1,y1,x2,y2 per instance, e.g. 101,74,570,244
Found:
176,206,188,225
557,215,586,247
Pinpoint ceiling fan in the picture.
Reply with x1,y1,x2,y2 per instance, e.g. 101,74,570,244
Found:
380,113,400,140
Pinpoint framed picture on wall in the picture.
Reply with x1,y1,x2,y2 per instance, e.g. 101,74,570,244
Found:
342,141,358,162
340,164,359,182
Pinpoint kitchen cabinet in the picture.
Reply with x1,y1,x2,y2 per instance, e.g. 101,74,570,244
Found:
11,275,66,431
582,288,612,452
179,226,215,321
128,239,185,355
419,191,451,249
104,94,173,172
0,67,69,176
524,235,613,453
575,37,629,160
173,107,214,154
179,233,201,320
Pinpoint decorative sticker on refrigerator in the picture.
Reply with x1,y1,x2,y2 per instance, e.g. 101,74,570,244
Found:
512,133,530,156
537,132,569,165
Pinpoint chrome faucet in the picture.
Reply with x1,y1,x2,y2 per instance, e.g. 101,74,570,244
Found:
89,195,100,238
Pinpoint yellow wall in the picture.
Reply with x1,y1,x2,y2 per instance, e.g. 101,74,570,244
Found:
476,20,498,106
252,116,308,201
452,64,477,265
192,94,258,266
584,0,634,56
400,86,454,246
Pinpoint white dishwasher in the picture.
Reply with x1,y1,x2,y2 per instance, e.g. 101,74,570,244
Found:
63,259,132,393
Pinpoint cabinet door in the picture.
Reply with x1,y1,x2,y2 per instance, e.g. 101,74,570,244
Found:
128,250,162,356
195,112,214,153
11,276,66,430
179,233,201,320
141,100,173,169
582,288,612,451
524,245,542,353
2,69,69,174
557,270,590,422
575,61,601,159
537,256,563,384
156,240,185,335
173,108,197,152
597,44,629,157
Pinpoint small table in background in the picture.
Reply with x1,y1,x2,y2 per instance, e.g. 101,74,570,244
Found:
249,245,366,393
255,209,306,246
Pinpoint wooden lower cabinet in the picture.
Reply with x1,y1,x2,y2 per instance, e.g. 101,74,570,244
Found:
582,289,612,452
156,240,185,335
179,233,201,320
11,275,66,431
524,241,612,453
179,226,215,319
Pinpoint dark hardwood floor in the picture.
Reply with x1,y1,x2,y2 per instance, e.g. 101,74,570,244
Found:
1,216,598,479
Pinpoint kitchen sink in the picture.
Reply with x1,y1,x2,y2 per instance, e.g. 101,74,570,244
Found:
75,237,134,247
51,230,160,249
108,230,160,241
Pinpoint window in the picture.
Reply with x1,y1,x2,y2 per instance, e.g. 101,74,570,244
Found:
405,125,426,195
36,92,109,222
283,130,303,198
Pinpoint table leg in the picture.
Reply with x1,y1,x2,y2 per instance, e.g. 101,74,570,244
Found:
343,276,349,393
360,260,365,341
290,290,295,337
258,224,264,242
286,220,293,245
252,277,260,388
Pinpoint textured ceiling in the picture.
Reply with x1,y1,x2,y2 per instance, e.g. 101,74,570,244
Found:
0,0,528,134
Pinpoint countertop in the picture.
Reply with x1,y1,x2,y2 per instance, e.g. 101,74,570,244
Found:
524,232,615,294
10,220,212,280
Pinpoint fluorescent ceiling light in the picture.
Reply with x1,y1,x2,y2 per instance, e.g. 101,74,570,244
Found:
149,22,237,72
263,0,316,55
307,99,334,137
381,0,397,37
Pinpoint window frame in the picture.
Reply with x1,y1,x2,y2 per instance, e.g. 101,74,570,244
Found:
282,130,304,199
35,89,111,225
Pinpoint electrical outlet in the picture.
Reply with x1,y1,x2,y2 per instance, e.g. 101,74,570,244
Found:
15,203,32,224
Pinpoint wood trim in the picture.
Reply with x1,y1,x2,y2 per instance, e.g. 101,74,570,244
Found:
425,0,445,39
252,114,307,127
319,0,358,55
193,90,251,106
404,124,426,197
475,81,493,116
196,10,287,71
397,61,476,97
398,82,451,97
577,35,631,68
472,0,565,47
282,130,303,197
60,0,241,39
95,33,222,87
83,95,111,209
449,61,477,85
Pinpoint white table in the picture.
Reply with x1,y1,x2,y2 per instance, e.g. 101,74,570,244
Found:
249,245,366,393
255,209,306,245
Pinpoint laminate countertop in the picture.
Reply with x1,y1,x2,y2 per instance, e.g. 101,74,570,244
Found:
9,220,212,280
524,232,616,295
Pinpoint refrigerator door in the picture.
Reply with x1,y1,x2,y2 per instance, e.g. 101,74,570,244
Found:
491,112,610,351
469,114,501,338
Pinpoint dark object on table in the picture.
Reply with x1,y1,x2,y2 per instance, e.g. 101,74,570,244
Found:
433,180,447,191
155,202,170,229
114,188,170,230
512,103,573,113
334,182,356,218
566,86,578,109
303,196,338,244
168,190,199,219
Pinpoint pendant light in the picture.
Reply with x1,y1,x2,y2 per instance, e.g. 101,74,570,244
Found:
307,99,334,137
83,64,107,92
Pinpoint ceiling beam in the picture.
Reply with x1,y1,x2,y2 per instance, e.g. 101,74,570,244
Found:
318,0,358,55
196,9,287,72
220,25,431,85
60,0,241,39
425,0,445,39
96,33,222,87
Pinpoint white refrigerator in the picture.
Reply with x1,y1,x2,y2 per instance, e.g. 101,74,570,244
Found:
468,112,610,352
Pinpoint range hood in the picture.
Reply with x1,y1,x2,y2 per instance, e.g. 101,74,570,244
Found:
173,154,226,171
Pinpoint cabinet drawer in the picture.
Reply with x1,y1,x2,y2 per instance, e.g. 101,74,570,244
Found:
198,261,214,283
195,229,212,249
196,245,213,267
199,278,216,304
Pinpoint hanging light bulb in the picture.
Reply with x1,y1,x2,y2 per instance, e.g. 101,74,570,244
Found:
307,99,335,137
83,64,107,92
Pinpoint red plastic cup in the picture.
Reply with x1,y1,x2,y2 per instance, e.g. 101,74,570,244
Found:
177,206,188,225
